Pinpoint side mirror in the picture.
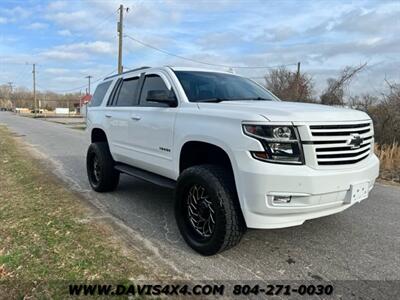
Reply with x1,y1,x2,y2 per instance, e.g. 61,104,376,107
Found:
146,90,177,107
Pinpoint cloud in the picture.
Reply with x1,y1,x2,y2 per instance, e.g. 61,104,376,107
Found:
0,16,7,24
1,5,31,20
196,32,243,50
40,41,115,61
46,10,89,31
332,8,400,35
41,49,85,60
259,26,298,42
57,29,72,36
24,22,48,30
52,76,84,83
47,1,68,11
44,68,69,75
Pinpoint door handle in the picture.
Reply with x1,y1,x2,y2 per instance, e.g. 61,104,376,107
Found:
105,114,112,118
130,116,142,121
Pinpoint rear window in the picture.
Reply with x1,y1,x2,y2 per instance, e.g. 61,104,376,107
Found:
90,81,112,107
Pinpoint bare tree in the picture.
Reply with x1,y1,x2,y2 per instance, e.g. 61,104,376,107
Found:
1,84,82,111
320,63,367,105
264,67,315,102
349,94,378,111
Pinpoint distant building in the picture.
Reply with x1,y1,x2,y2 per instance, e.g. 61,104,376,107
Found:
80,94,92,107
77,94,92,115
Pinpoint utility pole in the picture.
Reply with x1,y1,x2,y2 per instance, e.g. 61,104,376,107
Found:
117,4,124,74
7,81,13,92
296,61,301,98
85,75,92,95
7,82,14,112
32,63,37,117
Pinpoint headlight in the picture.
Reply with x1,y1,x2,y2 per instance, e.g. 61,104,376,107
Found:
243,124,304,164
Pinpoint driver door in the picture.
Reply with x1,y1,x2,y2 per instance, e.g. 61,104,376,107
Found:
126,71,178,179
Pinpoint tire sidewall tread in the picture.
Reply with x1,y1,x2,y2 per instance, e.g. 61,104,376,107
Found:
175,164,245,256
86,142,119,192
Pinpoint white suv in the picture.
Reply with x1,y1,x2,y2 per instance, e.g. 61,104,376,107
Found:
86,66,379,255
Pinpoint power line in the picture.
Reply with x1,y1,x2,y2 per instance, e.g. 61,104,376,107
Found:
55,8,119,46
124,33,297,69
37,69,116,93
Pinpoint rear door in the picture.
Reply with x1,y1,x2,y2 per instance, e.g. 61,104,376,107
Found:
105,75,141,164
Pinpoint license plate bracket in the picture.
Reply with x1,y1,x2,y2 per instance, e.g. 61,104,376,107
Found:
348,182,369,204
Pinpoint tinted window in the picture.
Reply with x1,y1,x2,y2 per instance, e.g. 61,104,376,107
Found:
174,71,278,102
139,75,173,107
90,81,112,106
115,77,140,106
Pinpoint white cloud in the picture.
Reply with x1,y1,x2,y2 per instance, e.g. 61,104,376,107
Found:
47,1,68,11
52,76,84,83
332,8,400,35
45,10,90,32
40,41,115,61
44,68,69,75
24,22,48,30
1,5,31,20
57,29,72,36
64,41,114,54
41,49,85,60
0,16,7,24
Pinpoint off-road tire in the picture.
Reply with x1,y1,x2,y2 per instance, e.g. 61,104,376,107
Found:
86,142,120,192
175,164,246,255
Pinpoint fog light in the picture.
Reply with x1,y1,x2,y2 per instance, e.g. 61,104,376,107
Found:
273,195,292,204
252,151,269,160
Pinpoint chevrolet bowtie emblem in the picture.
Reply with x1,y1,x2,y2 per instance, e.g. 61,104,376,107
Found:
348,133,363,149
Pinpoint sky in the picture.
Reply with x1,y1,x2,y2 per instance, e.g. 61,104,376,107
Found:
0,0,399,96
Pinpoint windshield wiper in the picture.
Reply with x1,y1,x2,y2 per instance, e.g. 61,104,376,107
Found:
195,97,229,103
239,97,272,101
195,97,272,103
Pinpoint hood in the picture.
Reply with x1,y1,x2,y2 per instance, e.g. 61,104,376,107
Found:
197,100,370,122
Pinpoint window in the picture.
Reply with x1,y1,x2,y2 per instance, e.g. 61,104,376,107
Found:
115,77,140,106
174,71,278,102
89,81,112,107
139,75,174,107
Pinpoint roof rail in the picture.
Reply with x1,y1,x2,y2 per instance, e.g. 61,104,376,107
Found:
104,66,151,80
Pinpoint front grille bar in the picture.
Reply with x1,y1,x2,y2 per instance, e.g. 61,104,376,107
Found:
306,122,373,166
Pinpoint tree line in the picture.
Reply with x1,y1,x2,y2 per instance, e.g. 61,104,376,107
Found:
0,85,82,111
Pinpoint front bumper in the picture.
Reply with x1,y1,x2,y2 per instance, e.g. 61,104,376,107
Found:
234,152,380,229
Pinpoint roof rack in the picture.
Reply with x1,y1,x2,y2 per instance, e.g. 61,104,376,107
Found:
104,66,151,80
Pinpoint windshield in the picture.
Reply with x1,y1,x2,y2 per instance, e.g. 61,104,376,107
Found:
174,71,279,102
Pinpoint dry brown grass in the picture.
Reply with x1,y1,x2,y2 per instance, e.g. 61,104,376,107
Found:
375,143,400,183
0,126,168,298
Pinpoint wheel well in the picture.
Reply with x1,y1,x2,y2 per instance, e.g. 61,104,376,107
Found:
179,141,245,225
91,128,108,144
180,141,234,174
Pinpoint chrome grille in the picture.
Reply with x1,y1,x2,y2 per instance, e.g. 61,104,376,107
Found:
308,122,373,166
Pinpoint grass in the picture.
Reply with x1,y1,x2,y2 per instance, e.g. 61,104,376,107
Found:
375,142,400,183
0,126,165,299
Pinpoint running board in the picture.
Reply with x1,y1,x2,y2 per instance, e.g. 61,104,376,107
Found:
114,163,176,189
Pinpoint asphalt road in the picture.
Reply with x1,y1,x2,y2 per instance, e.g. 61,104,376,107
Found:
1,112,399,281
